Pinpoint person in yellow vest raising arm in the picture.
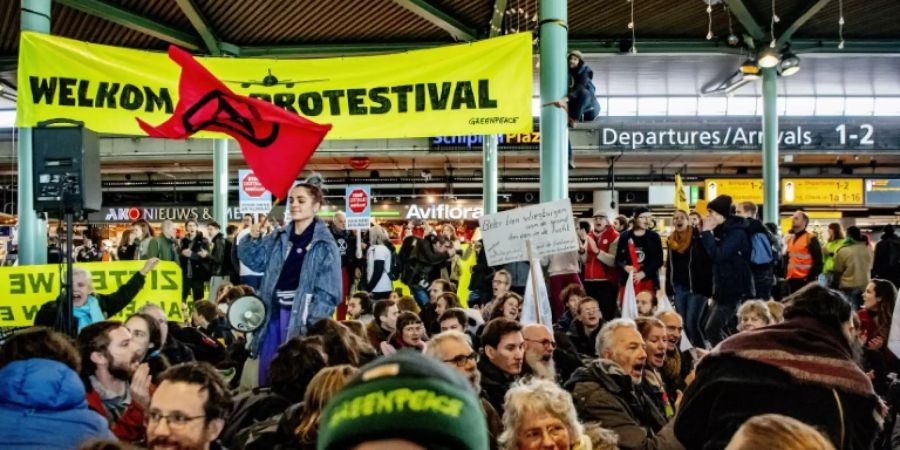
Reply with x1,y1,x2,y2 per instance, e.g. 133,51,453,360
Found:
784,211,824,295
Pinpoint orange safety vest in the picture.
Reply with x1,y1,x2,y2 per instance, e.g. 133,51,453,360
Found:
786,232,813,280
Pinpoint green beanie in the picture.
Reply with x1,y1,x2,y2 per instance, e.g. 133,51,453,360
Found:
317,349,489,450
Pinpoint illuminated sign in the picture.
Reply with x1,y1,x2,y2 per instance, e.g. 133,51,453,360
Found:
782,178,863,205
94,206,243,223
705,179,763,204
865,179,900,205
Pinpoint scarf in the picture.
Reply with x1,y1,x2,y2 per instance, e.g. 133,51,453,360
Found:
73,295,105,332
711,316,875,398
667,227,693,254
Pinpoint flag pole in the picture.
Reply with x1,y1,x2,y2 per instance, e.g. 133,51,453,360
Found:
526,239,541,323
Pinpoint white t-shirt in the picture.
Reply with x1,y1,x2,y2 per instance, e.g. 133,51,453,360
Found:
367,244,393,293
236,228,264,277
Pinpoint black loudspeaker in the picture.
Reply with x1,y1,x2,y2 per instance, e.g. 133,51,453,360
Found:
32,124,102,214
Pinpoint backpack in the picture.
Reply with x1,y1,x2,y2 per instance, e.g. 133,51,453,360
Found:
387,243,402,281
750,230,780,266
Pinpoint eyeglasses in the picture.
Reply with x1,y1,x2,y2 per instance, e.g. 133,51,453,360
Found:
146,411,206,428
443,352,478,367
525,338,557,349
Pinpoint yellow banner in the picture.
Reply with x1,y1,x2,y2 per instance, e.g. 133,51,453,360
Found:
705,179,764,204
0,260,183,327
17,32,533,140
782,178,863,205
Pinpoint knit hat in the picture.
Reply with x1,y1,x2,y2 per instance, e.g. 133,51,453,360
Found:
707,195,733,217
632,207,650,218
317,350,489,450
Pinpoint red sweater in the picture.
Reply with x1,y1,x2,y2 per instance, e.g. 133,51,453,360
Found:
85,389,147,443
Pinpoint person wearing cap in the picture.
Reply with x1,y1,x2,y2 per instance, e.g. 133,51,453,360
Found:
316,349,490,450
614,208,664,297
582,210,621,321
239,176,343,385
700,195,754,346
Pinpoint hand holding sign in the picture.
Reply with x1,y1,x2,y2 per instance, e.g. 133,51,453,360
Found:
140,258,160,276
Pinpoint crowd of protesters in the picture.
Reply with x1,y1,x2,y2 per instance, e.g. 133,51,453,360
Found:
4,184,900,450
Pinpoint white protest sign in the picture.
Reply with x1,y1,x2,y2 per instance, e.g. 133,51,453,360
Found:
478,199,579,266
345,185,371,230
238,170,272,215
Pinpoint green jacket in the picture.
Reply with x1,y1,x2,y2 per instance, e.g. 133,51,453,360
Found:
823,239,845,274
146,235,179,262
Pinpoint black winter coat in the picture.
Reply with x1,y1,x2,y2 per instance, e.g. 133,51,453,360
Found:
615,229,664,289
665,228,713,298
699,216,754,303
478,356,518,416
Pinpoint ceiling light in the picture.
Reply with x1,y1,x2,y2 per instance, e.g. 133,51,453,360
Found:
757,47,780,68
779,49,800,76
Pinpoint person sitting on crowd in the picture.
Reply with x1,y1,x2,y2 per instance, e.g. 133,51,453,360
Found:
219,336,326,448
35,258,159,333
426,331,503,448
479,318,525,415
522,323,559,382
555,283,587,332
674,283,883,450
238,176,342,384
317,351,489,450
307,319,362,367
736,300,773,332
859,279,899,372
655,310,695,408
397,295,421,315
495,292,523,323
566,296,604,358
124,313,170,383
636,290,657,317
725,414,836,450
700,195,754,346
421,278,454,334
138,303,196,365
365,299,398,351
145,362,232,450
77,321,151,443
439,307,468,333
0,327,114,449
380,311,427,355
499,378,593,450
191,300,233,346
565,319,673,450
345,291,373,324
636,317,674,419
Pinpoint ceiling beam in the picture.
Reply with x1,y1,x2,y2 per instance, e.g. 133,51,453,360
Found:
174,0,221,55
391,0,479,41
722,0,767,42
236,41,448,57
55,0,204,50
489,0,509,37
776,0,833,47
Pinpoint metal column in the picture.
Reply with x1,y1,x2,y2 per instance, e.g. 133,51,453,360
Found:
538,0,568,202
761,67,779,223
482,135,499,214
213,139,229,225
18,0,51,265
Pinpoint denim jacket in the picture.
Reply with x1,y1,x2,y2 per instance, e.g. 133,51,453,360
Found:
238,218,342,354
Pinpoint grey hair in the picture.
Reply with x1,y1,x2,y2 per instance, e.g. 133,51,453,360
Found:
595,318,638,356
737,300,772,330
369,224,390,246
424,330,472,360
72,267,93,290
498,378,586,450
138,302,165,316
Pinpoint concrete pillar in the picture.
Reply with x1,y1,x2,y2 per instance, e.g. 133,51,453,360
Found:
538,0,568,202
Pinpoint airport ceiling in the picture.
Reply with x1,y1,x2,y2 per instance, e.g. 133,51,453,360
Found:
2,0,900,98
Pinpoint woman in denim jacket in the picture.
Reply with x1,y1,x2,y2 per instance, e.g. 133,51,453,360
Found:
239,177,342,384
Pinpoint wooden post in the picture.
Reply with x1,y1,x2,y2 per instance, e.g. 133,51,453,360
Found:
525,239,542,324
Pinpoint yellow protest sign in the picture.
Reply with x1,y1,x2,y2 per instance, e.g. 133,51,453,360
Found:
17,32,533,139
781,178,863,205
0,260,183,327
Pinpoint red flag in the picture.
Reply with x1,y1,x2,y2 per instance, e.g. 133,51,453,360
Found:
136,46,332,199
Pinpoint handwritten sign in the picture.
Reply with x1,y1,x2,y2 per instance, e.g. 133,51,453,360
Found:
479,199,579,266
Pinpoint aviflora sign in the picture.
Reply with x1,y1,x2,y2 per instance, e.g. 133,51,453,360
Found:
405,203,483,220
97,206,244,223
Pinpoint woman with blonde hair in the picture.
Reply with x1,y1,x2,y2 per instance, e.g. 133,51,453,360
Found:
499,378,592,450
725,414,835,450
293,365,358,449
365,224,395,300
